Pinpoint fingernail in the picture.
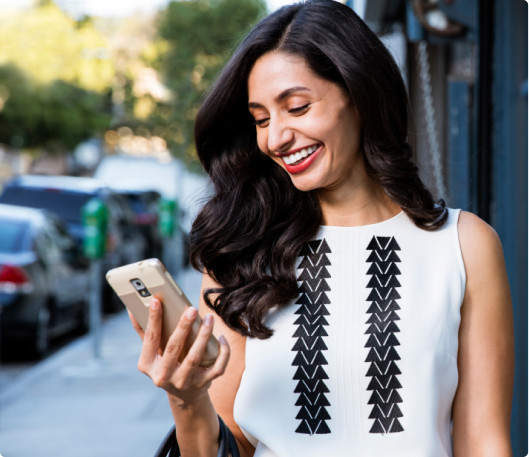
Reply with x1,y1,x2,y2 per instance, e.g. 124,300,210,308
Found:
203,314,213,326
219,335,227,345
186,307,197,319
150,299,159,310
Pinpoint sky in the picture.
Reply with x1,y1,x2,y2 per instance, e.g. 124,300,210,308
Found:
0,0,296,17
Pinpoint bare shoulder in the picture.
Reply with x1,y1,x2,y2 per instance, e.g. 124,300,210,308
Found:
456,210,511,324
457,210,504,273
457,210,500,245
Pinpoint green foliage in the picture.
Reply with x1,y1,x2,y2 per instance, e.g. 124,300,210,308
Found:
0,0,267,160
0,2,114,92
0,64,111,151
0,1,114,152
153,0,267,164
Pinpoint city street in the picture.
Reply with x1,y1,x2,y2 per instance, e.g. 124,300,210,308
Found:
0,266,202,457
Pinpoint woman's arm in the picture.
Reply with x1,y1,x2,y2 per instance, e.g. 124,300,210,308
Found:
129,272,253,457
452,211,514,456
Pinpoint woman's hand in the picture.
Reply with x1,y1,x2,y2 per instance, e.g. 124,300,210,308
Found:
129,298,230,406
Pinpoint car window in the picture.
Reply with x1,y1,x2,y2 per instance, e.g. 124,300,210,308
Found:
35,222,66,266
123,194,146,214
0,218,29,253
115,195,136,222
0,187,92,223
47,219,75,251
106,195,134,224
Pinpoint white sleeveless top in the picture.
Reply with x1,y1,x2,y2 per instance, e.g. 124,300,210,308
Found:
233,209,465,457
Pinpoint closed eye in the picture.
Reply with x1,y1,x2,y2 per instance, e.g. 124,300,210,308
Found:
288,103,310,114
254,118,270,128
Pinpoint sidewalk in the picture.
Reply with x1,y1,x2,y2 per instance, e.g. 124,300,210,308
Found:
0,267,203,457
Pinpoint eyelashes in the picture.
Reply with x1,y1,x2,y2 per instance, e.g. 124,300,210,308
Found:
253,103,311,128
254,118,269,127
288,103,310,114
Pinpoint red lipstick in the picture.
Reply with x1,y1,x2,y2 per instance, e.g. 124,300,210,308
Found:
283,146,321,174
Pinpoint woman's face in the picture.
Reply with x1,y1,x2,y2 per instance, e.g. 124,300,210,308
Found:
247,51,364,194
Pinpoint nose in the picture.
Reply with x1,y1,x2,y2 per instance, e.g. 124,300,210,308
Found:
267,116,294,153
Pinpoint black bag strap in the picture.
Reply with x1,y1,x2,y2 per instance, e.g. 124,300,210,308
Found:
154,415,241,457
217,415,241,457
154,425,178,457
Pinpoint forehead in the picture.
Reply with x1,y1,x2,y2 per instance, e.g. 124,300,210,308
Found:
247,51,329,101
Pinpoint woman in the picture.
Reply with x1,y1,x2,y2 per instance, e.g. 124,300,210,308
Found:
130,1,514,456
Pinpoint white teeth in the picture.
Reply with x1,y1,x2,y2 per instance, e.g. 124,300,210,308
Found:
282,145,318,166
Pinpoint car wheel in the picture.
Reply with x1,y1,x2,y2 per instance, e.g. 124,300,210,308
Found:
32,305,50,358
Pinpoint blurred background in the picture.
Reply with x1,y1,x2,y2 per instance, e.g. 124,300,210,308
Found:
0,0,526,455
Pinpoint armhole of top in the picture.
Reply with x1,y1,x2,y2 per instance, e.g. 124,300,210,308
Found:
451,208,467,300
239,425,259,448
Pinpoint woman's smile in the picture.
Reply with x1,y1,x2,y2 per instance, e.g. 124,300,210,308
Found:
247,51,365,194
279,144,320,172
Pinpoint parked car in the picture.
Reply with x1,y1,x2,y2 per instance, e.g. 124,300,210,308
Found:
94,154,212,269
0,175,146,311
0,204,90,358
115,189,163,259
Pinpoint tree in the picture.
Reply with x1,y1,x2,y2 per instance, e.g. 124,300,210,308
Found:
152,0,267,166
0,2,114,93
0,64,111,151
0,1,114,152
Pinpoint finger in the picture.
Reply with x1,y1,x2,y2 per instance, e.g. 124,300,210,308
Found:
179,313,216,375
138,298,163,369
128,310,145,340
202,334,230,383
159,306,199,372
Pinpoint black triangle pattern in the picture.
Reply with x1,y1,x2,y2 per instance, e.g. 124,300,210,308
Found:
365,236,404,434
292,239,332,435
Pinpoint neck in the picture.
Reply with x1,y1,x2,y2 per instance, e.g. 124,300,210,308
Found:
317,176,401,227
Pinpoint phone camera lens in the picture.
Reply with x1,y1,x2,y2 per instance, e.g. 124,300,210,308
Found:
130,278,151,297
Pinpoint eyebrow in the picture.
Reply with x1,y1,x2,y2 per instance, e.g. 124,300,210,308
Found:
248,86,311,109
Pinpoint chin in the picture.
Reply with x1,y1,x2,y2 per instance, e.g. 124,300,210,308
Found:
289,177,321,193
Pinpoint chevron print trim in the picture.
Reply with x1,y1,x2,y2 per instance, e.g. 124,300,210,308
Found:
292,239,332,435
365,236,404,434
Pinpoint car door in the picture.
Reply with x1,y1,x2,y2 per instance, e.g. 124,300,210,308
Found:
35,220,87,308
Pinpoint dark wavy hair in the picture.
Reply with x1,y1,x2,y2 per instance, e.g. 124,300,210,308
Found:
190,0,447,339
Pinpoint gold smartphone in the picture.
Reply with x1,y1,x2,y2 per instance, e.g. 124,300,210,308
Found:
105,258,219,367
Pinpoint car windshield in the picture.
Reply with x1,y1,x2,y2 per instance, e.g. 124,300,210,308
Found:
123,194,147,213
0,188,91,223
0,218,29,253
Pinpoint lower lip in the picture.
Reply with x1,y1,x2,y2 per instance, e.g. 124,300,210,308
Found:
282,147,321,174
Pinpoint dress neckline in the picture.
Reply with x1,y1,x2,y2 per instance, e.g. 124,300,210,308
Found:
320,210,405,230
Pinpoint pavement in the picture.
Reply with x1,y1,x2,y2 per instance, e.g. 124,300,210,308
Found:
0,267,203,457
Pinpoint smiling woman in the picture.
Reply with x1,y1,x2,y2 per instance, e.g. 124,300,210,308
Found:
127,2,514,457
248,52,364,195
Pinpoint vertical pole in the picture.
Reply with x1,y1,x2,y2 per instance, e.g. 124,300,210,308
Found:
89,259,102,359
